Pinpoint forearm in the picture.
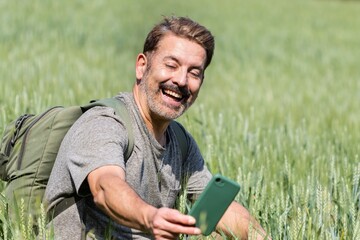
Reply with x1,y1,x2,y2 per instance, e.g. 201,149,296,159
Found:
216,202,269,240
91,173,156,233
88,166,201,239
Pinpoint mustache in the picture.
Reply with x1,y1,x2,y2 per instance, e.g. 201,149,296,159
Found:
160,82,190,98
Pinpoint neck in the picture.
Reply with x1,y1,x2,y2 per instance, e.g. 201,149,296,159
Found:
133,87,169,146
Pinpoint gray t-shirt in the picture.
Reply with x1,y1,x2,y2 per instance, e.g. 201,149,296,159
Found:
45,92,212,239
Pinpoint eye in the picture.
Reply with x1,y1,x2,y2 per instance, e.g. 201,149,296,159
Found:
165,63,177,69
189,70,202,80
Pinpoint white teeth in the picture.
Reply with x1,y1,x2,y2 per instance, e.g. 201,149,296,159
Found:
163,89,182,99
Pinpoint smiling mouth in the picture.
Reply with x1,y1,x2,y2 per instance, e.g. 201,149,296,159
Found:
162,88,183,101
160,82,191,102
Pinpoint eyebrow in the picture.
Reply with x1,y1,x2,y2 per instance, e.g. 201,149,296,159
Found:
163,56,180,63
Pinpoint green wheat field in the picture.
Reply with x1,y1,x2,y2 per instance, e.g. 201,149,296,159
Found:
1,0,359,239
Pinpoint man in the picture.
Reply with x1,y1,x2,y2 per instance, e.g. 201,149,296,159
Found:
45,16,267,239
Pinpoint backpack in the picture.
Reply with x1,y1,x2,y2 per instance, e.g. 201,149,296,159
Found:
0,98,134,222
0,97,188,226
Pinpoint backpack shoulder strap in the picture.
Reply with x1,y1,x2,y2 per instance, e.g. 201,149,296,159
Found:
81,98,134,160
83,99,188,162
49,98,135,220
170,121,188,162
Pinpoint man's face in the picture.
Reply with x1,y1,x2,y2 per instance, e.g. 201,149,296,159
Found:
136,34,207,121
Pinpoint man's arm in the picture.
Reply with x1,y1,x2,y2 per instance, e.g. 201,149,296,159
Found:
216,201,270,240
87,165,201,239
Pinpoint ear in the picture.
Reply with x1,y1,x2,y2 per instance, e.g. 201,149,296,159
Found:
135,53,147,80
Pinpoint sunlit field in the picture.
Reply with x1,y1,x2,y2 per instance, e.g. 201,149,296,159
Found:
1,0,359,239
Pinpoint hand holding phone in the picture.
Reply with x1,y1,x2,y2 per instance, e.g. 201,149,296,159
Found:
188,174,240,236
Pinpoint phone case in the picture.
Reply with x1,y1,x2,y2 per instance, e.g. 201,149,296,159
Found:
188,174,240,236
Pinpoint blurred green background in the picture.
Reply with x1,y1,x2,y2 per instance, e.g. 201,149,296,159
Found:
1,0,359,239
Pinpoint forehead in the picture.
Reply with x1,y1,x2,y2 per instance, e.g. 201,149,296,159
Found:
154,34,206,66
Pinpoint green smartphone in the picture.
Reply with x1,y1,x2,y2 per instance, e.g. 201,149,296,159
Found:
188,174,241,236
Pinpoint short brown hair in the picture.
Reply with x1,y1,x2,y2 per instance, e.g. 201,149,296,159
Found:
143,16,215,69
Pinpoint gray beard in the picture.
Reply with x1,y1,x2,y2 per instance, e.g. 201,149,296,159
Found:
139,77,188,121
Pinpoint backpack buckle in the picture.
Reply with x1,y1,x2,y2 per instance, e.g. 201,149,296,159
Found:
11,114,33,146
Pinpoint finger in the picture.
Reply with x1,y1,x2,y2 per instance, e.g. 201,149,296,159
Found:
160,208,196,226
154,218,201,236
156,224,200,237
165,223,201,236
153,209,201,236
152,228,179,240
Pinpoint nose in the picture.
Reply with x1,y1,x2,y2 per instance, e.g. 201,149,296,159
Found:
173,69,187,87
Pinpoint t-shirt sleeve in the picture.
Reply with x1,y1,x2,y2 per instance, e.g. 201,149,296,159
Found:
64,107,129,197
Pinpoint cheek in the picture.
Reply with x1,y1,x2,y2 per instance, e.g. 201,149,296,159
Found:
144,66,170,84
188,80,202,94
154,66,173,80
